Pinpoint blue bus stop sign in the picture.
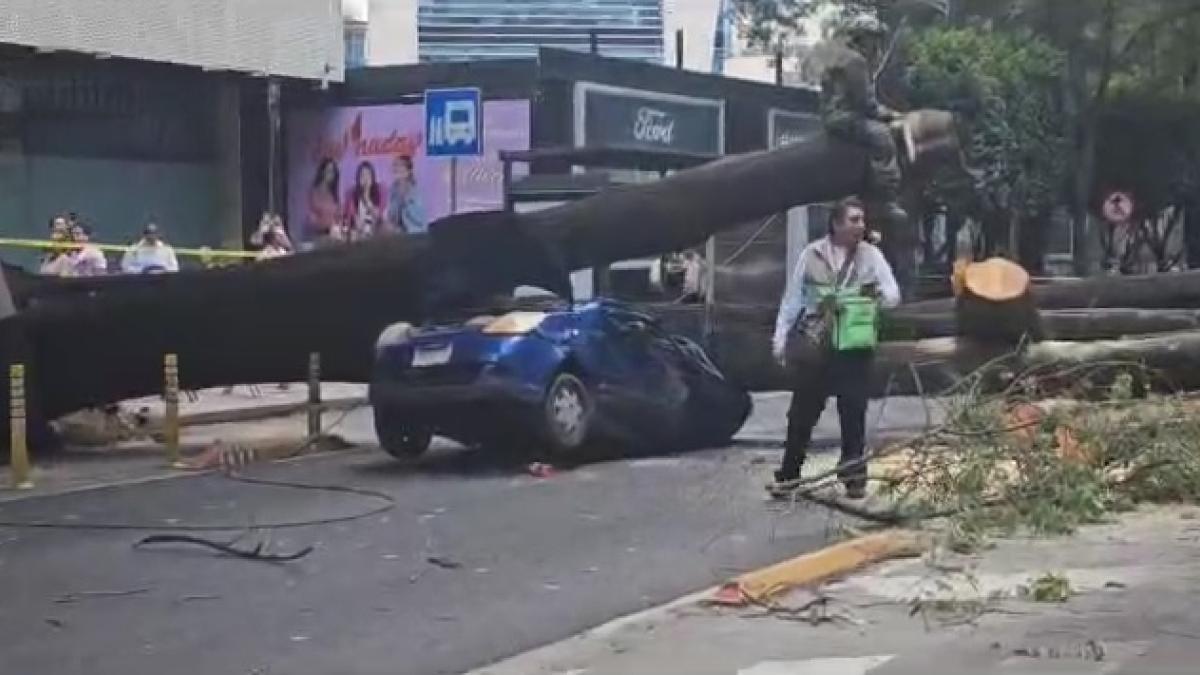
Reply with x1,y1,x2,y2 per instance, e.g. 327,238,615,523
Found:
425,88,482,157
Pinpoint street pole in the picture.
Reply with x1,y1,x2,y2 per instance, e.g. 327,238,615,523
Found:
449,156,458,215
163,354,183,469
267,78,280,214
307,352,321,439
8,363,31,489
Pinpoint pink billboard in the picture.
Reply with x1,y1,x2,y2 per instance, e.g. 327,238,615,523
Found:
286,99,530,246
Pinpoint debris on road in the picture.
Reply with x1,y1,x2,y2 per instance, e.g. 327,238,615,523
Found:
53,406,152,446
816,360,1200,553
426,555,462,570
739,588,863,628
527,462,559,478
182,435,352,473
1012,639,1106,661
177,594,222,603
1020,573,1073,603
710,531,928,607
134,534,314,562
55,588,151,604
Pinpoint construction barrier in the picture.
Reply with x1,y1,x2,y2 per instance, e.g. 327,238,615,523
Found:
0,237,258,262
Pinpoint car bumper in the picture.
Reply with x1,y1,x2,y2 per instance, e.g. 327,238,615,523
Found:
369,371,544,409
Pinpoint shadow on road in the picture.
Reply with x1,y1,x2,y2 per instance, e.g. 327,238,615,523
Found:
350,438,726,480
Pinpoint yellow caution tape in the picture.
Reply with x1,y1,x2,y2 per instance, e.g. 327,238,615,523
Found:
0,237,259,259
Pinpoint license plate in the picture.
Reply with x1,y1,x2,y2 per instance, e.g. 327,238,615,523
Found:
412,344,452,368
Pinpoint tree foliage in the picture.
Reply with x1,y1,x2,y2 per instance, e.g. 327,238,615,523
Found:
732,0,946,49
906,27,1067,230
736,0,1200,270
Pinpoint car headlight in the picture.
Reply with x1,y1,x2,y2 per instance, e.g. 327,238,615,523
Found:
375,322,415,351
482,311,546,335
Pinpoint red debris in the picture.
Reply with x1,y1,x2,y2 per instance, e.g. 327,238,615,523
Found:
527,462,559,478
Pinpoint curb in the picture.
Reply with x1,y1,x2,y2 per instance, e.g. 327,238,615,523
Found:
709,530,929,606
463,586,722,675
179,396,368,427
466,531,931,675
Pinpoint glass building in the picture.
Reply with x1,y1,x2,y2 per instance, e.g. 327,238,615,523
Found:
418,0,664,63
711,0,733,73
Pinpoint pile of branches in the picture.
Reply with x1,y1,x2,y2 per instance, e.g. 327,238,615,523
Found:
870,360,1200,551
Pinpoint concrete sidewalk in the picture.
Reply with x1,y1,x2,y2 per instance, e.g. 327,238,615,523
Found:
0,407,381,503
126,382,368,426
471,507,1200,675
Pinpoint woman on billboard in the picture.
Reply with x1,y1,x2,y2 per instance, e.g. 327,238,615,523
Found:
307,158,343,244
386,154,428,235
345,160,385,240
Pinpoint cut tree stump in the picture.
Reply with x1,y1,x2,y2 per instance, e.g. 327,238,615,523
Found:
955,258,1042,343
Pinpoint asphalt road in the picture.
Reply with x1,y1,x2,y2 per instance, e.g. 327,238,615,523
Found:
0,406,901,675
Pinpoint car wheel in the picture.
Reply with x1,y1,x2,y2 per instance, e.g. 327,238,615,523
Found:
542,373,592,453
374,413,434,460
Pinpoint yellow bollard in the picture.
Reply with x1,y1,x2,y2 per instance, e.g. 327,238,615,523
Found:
307,352,322,439
9,364,32,489
163,353,185,468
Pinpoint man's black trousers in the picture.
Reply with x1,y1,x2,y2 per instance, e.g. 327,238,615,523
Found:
779,349,873,489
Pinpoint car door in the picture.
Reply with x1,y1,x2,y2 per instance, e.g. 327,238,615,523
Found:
605,311,689,438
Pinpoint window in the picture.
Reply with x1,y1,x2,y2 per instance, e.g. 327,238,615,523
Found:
418,0,664,63
344,21,368,69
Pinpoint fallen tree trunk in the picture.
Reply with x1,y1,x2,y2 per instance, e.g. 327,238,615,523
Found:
903,268,1200,315
8,118,945,456
870,330,1200,397
12,133,875,419
886,308,1200,341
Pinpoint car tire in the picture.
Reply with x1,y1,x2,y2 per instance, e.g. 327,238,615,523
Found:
375,413,434,460
542,373,593,454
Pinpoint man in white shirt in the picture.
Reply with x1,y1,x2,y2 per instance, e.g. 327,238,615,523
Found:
770,196,900,499
121,223,179,274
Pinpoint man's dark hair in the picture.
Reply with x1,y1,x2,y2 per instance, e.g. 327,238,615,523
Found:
828,196,866,233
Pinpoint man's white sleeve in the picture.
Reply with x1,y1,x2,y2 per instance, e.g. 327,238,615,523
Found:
773,252,808,354
872,247,902,309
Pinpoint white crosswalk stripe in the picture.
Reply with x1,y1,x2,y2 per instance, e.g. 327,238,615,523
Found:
738,656,895,675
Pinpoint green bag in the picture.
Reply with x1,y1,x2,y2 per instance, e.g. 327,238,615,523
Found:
831,291,879,351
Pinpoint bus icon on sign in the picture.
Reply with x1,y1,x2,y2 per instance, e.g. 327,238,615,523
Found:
444,100,477,145
426,88,482,157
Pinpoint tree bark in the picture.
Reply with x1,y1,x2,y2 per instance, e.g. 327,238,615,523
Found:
901,267,1200,314
869,330,1200,398
518,133,869,272
888,308,1200,341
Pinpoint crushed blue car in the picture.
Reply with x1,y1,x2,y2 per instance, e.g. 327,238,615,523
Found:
369,298,752,458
